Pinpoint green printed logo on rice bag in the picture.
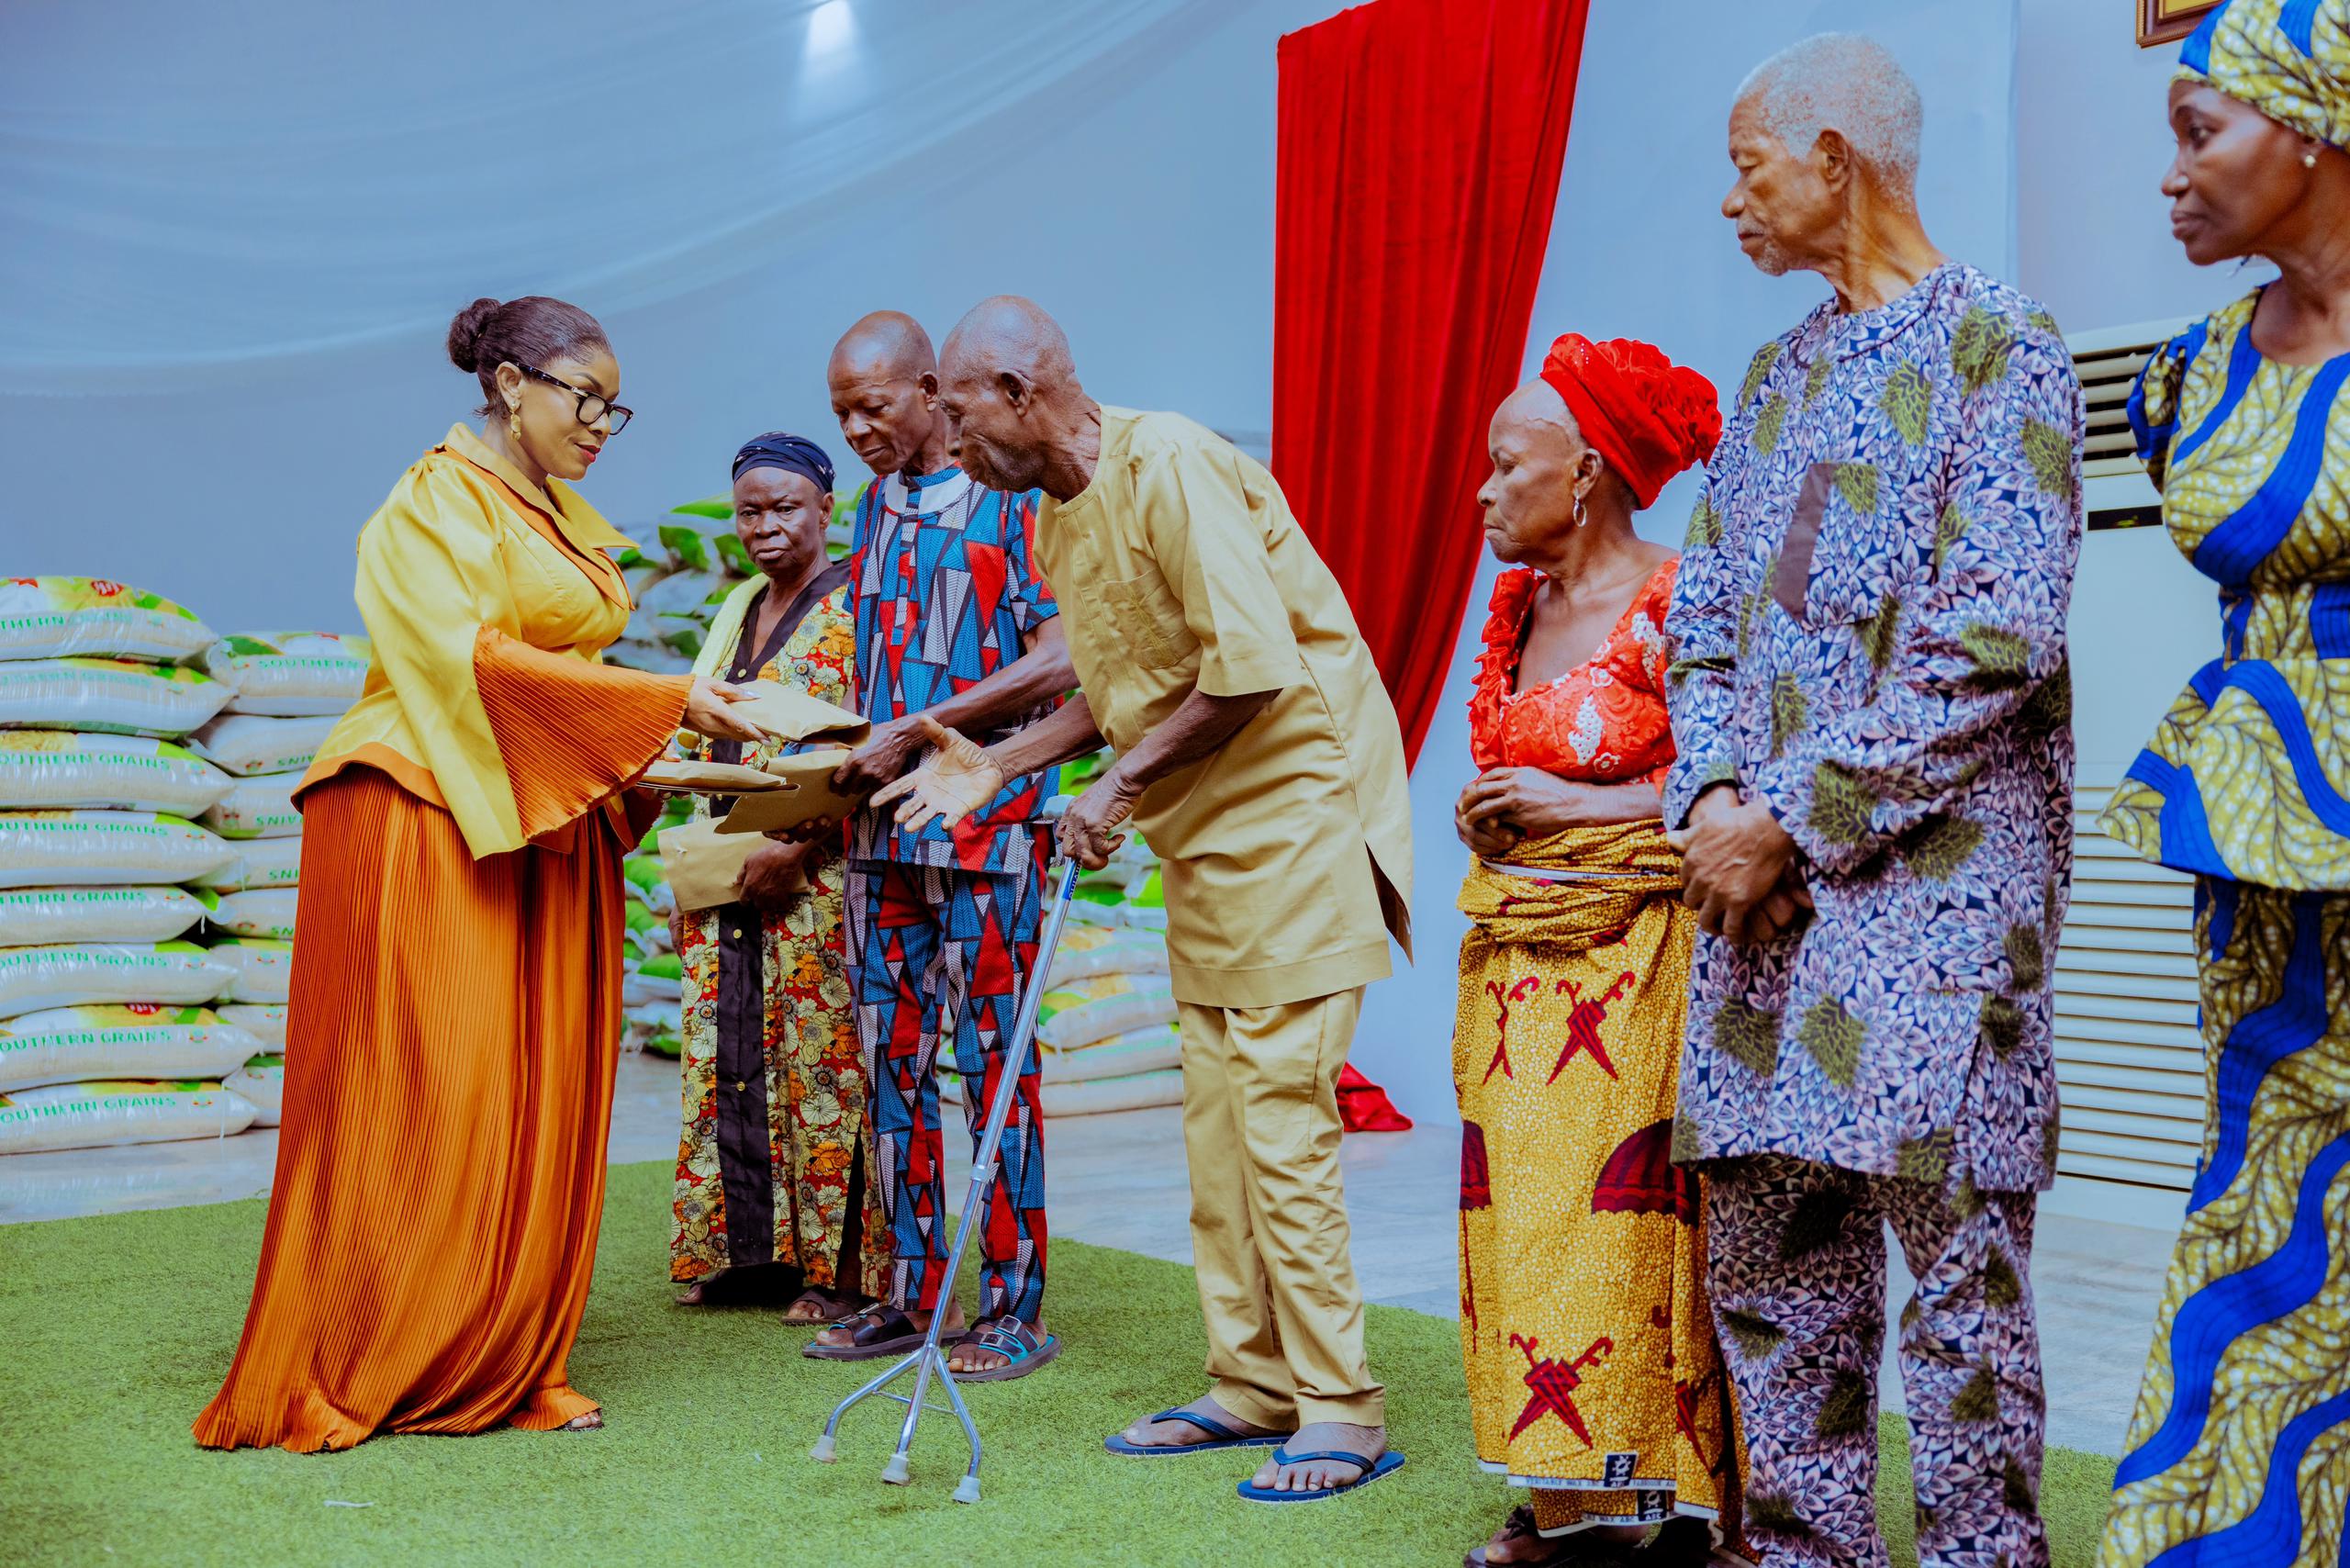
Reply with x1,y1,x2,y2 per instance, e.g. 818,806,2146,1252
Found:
58,657,219,688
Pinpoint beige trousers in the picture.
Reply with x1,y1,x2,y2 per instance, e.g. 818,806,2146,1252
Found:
1177,988,1384,1430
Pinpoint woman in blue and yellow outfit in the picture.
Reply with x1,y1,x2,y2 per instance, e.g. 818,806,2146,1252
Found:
2102,3,2350,1561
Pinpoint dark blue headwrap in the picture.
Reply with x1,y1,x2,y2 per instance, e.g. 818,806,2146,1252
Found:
732,431,835,494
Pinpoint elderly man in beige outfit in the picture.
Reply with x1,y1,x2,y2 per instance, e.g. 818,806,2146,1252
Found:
878,296,1414,1501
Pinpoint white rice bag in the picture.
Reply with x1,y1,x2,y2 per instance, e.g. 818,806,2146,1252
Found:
218,1002,286,1050
1046,926,1170,985
0,577,216,664
192,835,303,892
1040,1024,1182,1084
0,940,237,1019
0,731,232,815
0,1079,257,1154
209,887,297,941
0,1004,261,1092
0,886,214,947
203,632,369,717
209,937,294,1003
1034,973,1179,1052
0,657,231,737
0,811,236,889
224,1054,285,1126
200,774,303,839
187,711,340,778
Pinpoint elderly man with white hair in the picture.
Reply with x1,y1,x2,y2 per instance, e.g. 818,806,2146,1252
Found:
1663,34,2084,1568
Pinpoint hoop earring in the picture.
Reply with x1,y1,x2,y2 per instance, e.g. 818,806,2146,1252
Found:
1572,494,1589,530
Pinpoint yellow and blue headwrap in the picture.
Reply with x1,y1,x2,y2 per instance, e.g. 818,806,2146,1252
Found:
2179,0,2350,147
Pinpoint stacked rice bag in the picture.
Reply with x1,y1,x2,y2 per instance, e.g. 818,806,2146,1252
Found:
939,749,1183,1117
616,796,691,1058
0,579,263,1150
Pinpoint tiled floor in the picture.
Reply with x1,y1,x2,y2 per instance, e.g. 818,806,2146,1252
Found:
1,1051,2176,1457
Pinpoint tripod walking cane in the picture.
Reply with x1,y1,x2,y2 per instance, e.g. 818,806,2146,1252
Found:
810,819,1084,1504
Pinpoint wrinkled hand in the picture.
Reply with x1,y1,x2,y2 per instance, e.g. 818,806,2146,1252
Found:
766,815,839,846
683,676,767,744
870,716,1005,834
831,715,929,797
1058,770,1138,869
1459,766,1599,842
1680,787,1804,946
1455,778,1521,857
737,839,813,913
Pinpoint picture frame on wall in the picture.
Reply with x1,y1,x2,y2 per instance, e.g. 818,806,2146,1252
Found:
2139,0,2220,46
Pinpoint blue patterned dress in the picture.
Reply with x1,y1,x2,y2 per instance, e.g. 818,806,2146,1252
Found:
2098,287,2350,1568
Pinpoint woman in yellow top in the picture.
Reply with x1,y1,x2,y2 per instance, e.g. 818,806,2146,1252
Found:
2098,6,2350,1562
194,296,764,1451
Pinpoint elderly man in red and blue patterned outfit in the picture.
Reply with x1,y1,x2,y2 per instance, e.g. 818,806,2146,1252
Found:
803,310,1075,1381
1664,36,2085,1568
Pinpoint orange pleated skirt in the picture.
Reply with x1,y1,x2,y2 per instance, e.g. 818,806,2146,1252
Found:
193,767,628,1451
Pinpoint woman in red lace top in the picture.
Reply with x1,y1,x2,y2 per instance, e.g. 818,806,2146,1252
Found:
1453,336,1744,1568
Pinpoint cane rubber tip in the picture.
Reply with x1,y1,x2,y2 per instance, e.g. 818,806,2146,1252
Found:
810,1436,836,1462
953,1476,981,1505
881,1454,912,1485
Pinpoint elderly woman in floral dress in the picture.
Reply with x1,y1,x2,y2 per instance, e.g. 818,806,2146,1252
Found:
669,432,887,1321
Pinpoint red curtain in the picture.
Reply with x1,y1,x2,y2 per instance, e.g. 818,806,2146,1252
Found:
1272,0,1592,765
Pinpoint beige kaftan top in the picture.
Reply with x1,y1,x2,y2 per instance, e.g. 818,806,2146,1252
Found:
1035,406,1413,1008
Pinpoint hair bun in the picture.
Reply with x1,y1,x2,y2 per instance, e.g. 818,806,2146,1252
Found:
446,297,504,374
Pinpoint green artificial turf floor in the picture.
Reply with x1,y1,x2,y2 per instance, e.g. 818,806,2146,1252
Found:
0,1159,2119,1566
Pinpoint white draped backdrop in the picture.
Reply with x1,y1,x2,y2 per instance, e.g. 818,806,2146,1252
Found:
2,0,2020,1121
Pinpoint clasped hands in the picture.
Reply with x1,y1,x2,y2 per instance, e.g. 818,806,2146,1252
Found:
1453,766,1609,856
1673,785,1813,946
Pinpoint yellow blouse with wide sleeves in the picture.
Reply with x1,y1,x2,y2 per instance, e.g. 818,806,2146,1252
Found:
303,422,686,858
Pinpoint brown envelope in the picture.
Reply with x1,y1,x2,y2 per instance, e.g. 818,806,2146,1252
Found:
731,682,871,748
640,757,784,795
658,819,765,910
715,748,862,835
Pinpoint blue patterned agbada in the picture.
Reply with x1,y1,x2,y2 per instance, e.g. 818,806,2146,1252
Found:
1664,263,2086,1194
1664,262,2085,1568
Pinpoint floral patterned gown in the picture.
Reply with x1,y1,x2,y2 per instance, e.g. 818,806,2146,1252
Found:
670,575,888,1298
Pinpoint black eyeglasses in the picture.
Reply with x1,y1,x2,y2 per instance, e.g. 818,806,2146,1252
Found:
516,363,633,434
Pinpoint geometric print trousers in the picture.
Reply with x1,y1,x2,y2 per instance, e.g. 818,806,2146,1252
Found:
846,856,1047,1322
1706,1154,2049,1568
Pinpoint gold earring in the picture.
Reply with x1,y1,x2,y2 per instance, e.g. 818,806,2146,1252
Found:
508,407,522,442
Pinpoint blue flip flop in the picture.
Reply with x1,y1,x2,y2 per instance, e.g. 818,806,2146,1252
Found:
1235,1446,1407,1503
1102,1406,1293,1457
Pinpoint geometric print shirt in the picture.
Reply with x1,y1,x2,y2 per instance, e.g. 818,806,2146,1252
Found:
846,464,1060,873
1662,262,2086,1193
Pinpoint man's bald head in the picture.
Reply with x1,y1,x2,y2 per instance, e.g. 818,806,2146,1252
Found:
828,309,936,383
940,295,1078,393
936,297,1092,497
827,310,945,479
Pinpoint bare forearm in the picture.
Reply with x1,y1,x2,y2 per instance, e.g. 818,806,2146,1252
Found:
1103,686,1277,795
918,622,1076,738
1575,780,1665,826
981,692,1106,780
